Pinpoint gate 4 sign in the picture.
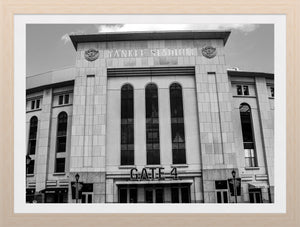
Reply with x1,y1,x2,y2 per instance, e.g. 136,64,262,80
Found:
228,178,242,196
130,167,178,180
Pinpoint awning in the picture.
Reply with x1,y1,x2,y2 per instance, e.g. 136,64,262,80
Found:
115,179,193,185
248,182,269,189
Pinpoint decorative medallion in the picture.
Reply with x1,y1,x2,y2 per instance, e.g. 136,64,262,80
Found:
84,49,99,61
201,46,217,59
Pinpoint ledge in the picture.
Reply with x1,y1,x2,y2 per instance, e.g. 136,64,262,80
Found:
26,109,42,113
245,167,260,171
52,103,73,109
53,172,66,176
171,164,189,168
232,95,256,98
144,165,163,168
26,174,34,177
118,165,136,169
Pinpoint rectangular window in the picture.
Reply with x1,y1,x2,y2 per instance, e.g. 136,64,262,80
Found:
236,85,250,96
64,94,69,104
270,87,274,97
82,193,93,203
146,123,160,165
215,180,229,203
215,180,228,190
55,158,65,173
145,189,153,203
28,139,36,155
181,187,190,203
216,191,228,203
249,189,262,203
171,186,190,203
36,99,40,109
31,100,35,110
243,85,249,95
56,136,66,153
27,160,35,174
155,189,164,203
171,122,186,164
145,187,164,203
245,148,256,167
119,188,127,203
237,85,242,95
118,187,137,203
58,95,64,105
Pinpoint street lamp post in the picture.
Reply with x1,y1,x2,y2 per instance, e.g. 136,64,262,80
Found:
75,173,80,203
231,170,238,203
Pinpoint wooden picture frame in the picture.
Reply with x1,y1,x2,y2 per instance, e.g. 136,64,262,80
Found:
0,0,299,226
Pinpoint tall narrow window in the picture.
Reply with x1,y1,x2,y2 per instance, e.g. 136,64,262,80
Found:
56,112,68,153
28,116,38,155
240,104,257,167
120,84,134,165
145,83,160,165
170,83,186,164
55,112,68,173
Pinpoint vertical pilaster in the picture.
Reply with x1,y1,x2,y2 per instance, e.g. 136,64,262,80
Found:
35,88,52,192
195,47,238,203
135,88,146,166
70,44,107,202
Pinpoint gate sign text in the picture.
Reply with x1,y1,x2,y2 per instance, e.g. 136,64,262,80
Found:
130,167,178,180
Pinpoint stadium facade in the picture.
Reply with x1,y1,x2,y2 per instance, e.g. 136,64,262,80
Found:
26,31,274,203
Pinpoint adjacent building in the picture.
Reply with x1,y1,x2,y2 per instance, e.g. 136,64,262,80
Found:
26,30,274,203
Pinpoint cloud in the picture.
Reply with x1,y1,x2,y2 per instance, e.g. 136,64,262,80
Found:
95,24,259,34
96,24,124,32
61,23,259,43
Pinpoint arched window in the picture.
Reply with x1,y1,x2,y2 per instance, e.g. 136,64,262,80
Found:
55,112,68,173
56,112,68,153
170,83,186,164
239,104,257,167
28,116,38,155
145,83,160,165
120,84,134,165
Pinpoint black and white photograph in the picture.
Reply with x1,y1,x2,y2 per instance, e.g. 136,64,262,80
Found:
21,17,281,209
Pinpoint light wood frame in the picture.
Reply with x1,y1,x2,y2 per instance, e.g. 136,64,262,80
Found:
0,0,299,226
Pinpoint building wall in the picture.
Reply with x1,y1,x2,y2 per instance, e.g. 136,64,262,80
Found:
229,75,274,203
69,38,238,203
26,34,274,203
106,75,202,202
26,87,74,202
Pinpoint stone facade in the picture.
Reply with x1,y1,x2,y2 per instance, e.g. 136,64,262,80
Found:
26,31,274,203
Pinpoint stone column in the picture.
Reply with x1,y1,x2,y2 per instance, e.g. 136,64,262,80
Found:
70,44,107,203
35,88,53,193
194,42,238,203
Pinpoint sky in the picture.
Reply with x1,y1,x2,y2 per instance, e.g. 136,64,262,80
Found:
26,24,274,76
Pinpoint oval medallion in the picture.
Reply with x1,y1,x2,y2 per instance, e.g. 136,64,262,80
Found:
201,46,217,59
84,49,99,61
